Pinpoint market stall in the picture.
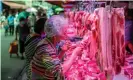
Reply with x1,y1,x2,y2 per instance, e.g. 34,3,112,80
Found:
2,1,27,9
48,1,133,80
1,1,132,80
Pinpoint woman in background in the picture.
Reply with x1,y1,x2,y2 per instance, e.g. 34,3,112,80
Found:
124,9,133,54
25,17,47,80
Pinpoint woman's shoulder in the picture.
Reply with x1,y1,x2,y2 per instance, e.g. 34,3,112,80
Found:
37,38,49,47
25,34,41,43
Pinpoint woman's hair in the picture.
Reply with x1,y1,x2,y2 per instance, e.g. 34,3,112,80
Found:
44,15,68,37
127,9,133,19
34,18,47,34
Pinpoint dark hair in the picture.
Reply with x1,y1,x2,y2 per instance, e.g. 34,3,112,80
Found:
19,17,25,22
34,18,47,34
128,9,133,19
42,13,46,17
120,1,129,3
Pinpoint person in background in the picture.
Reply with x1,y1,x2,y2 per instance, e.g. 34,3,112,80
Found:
124,9,133,54
7,11,15,36
3,18,9,36
121,1,133,55
25,17,47,80
0,12,6,28
28,13,36,27
36,11,42,20
36,8,46,20
15,17,30,60
14,10,19,29
28,13,36,33
1,12,9,36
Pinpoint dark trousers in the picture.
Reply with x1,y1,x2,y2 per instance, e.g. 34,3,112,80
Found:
19,39,25,55
9,25,14,35
5,28,8,36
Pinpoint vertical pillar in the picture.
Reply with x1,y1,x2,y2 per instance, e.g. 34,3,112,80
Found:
0,0,2,13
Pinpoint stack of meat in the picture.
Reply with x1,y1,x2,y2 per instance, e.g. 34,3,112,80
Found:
63,9,106,80
63,30,106,80
63,7,125,80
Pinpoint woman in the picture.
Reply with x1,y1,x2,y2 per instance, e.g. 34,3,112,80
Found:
3,19,9,36
57,23,99,80
31,15,84,80
25,17,47,80
15,17,30,59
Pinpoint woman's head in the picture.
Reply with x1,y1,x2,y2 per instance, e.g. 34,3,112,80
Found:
44,15,69,37
19,17,26,25
34,18,47,34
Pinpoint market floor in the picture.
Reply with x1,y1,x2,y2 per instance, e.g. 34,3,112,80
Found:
1,28,25,80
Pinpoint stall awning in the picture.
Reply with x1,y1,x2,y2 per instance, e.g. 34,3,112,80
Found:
45,0,75,7
2,1,28,9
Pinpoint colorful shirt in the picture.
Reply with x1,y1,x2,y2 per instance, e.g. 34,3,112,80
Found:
25,34,42,80
31,38,64,80
7,15,15,26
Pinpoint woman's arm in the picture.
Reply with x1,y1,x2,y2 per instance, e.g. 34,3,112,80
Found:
61,31,91,74
127,43,133,53
61,47,83,74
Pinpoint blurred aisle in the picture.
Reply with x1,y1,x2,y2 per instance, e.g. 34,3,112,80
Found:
1,28,25,80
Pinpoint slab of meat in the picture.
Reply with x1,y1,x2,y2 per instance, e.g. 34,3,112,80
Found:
111,8,125,74
98,8,112,71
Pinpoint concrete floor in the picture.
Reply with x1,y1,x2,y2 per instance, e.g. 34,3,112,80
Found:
1,28,25,80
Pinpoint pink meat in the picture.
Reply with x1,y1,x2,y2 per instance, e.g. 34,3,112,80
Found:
63,8,125,80
98,8,109,70
74,11,81,21
69,11,75,22
111,8,125,74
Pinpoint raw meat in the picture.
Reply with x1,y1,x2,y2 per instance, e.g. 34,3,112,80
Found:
61,7,125,80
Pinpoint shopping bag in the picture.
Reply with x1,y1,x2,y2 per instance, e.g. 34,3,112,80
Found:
9,40,18,54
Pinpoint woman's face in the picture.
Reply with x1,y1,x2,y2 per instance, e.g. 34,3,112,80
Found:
64,24,77,38
20,21,25,25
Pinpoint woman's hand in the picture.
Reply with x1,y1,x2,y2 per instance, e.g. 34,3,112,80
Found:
73,46,84,56
62,46,84,74
61,41,71,51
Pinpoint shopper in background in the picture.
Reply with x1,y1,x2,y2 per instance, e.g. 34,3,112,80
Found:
25,17,47,80
7,11,15,36
121,1,133,55
1,13,6,27
36,8,46,20
124,9,133,54
36,11,42,20
28,13,36,33
14,10,19,29
28,13,36,27
15,17,30,60
3,19,9,36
